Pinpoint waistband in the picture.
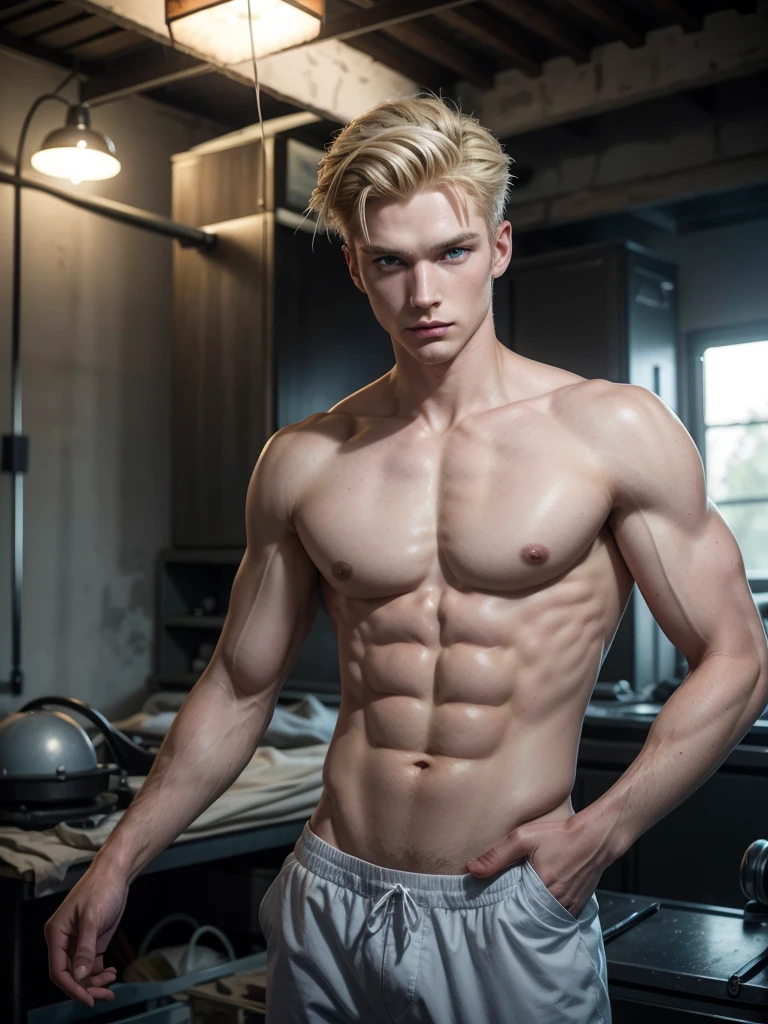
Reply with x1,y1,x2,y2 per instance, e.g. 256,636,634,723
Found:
293,820,523,909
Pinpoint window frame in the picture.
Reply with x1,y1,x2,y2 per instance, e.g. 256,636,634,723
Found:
685,316,768,585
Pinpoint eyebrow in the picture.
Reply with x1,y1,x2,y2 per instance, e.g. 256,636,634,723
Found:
359,232,481,257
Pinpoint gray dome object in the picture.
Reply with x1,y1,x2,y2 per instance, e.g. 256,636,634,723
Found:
0,709,99,778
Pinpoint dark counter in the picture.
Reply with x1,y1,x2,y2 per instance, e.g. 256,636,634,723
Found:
576,701,768,910
599,890,768,1023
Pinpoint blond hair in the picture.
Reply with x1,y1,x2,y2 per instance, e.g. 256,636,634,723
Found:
306,93,514,248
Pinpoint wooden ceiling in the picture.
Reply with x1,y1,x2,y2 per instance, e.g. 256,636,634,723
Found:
0,0,759,128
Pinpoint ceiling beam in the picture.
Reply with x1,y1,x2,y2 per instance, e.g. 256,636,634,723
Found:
436,6,541,77
384,23,492,89
0,2,49,18
36,14,119,48
510,150,768,233
62,0,424,123
81,5,472,109
316,0,475,44
22,11,91,42
643,0,701,33
340,0,494,90
81,45,212,104
560,0,644,48
344,32,447,91
0,23,77,70
484,0,591,62
462,5,768,138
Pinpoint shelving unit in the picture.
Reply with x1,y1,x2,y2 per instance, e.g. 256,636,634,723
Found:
151,547,343,703
151,547,242,692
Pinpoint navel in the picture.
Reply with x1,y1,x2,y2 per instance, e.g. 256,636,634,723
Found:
331,560,353,581
520,543,549,565
414,761,430,770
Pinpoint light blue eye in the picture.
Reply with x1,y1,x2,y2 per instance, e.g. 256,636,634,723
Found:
444,248,468,259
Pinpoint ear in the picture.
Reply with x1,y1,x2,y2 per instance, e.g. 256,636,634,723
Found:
491,221,513,279
342,243,366,294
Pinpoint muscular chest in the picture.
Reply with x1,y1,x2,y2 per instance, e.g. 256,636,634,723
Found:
294,411,613,599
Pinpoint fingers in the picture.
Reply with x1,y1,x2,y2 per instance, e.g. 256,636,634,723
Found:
468,829,529,877
84,984,117,1003
88,967,118,988
47,922,93,1006
45,919,116,1008
70,914,99,983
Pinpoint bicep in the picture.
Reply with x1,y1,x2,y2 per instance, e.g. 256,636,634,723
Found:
610,494,754,670
602,384,762,670
214,429,320,701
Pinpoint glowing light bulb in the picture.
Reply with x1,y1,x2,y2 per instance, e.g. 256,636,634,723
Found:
30,104,120,182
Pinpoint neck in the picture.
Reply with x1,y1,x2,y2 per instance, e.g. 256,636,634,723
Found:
387,307,518,430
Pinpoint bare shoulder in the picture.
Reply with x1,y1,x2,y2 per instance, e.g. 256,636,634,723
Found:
269,409,352,456
553,378,705,510
553,376,676,439
253,412,348,525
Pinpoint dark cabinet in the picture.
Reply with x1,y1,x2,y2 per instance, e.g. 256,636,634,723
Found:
507,242,682,693
633,769,768,908
507,240,678,401
171,139,274,549
172,213,273,547
272,221,392,431
575,729,768,911
573,767,630,894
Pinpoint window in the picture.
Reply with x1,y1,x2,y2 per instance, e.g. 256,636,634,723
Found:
688,321,768,575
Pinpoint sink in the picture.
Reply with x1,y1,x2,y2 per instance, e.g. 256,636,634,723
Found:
609,702,662,716
586,701,662,718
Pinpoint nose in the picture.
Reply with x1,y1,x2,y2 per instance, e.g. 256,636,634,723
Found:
409,261,442,310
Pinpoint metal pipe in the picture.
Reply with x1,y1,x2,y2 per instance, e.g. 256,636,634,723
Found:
5,95,71,697
0,168,217,249
0,153,216,696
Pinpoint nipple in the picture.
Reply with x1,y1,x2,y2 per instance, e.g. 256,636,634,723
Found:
331,560,353,581
520,543,549,565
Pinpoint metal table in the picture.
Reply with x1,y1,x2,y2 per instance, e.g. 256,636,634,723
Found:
597,891,768,1022
0,818,305,1024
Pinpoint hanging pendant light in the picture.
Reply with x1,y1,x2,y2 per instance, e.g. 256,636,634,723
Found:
30,104,121,185
166,0,324,65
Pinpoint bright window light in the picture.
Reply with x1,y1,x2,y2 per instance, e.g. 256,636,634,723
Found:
702,338,768,572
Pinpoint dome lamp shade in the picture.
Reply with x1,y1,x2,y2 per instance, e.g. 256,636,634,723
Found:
30,104,121,185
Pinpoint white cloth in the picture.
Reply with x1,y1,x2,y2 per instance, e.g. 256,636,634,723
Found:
0,743,327,897
109,695,338,750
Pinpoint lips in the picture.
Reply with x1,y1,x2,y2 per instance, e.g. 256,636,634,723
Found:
408,322,452,329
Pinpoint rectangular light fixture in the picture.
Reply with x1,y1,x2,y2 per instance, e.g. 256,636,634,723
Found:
166,0,325,65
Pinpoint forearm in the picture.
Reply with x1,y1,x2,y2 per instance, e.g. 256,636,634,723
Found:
92,668,276,884
579,652,768,866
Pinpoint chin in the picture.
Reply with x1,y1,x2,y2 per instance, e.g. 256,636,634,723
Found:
397,332,466,354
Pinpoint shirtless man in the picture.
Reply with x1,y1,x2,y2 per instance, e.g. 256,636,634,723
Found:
45,97,768,1024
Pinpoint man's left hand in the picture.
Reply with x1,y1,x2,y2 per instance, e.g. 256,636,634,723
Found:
466,814,610,919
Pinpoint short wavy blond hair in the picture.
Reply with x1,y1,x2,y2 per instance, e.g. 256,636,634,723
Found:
306,93,514,248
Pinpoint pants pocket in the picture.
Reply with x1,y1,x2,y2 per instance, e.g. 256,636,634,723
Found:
524,859,584,925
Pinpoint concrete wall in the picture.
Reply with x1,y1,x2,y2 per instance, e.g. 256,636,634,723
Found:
0,51,225,720
647,218,768,336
